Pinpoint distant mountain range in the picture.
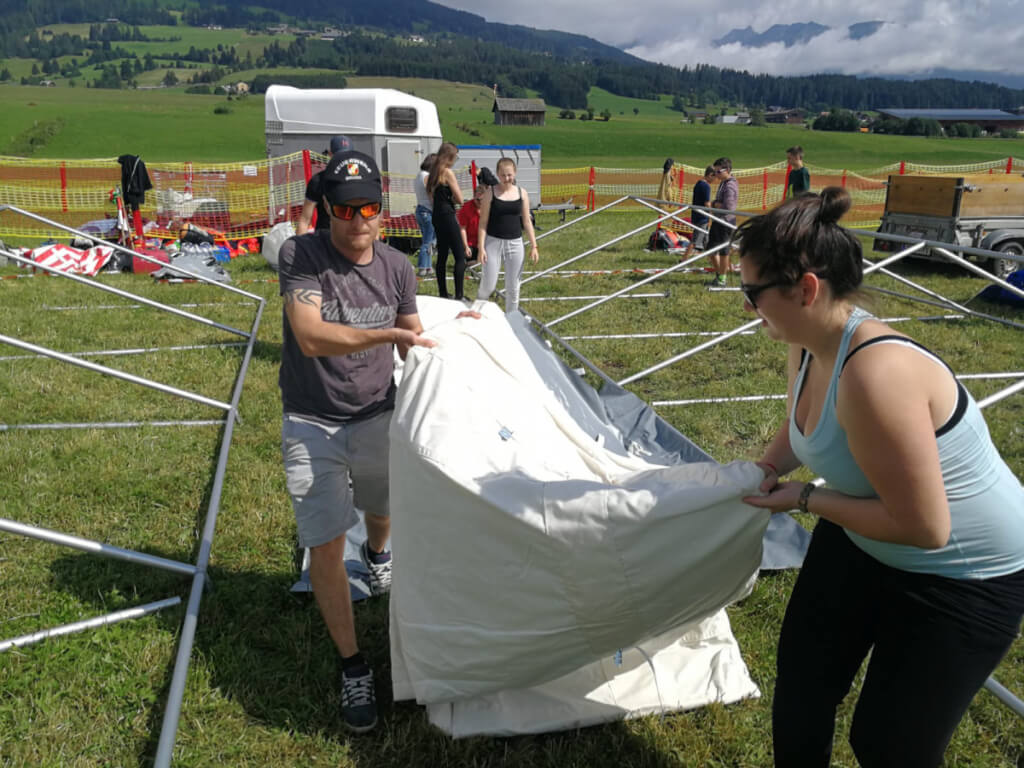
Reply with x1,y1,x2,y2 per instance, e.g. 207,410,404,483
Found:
713,21,885,48
3,0,1023,109
708,21,1024,90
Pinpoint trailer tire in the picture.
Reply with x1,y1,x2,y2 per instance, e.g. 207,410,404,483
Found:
989,240,1023,280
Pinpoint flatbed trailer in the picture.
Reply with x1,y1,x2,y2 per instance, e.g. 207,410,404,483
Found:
874,174,1024,278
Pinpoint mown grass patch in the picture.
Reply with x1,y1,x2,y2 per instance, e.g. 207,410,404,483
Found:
1,214,1021,765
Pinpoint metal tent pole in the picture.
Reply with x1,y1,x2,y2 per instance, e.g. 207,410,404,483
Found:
153,298,264,768
0,598,182,653
0,518,198,576
535,196,630,241
0,334,232,412
2,249,250,338
0,205,263,301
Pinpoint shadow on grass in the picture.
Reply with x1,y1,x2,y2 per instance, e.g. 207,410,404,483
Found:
48,551,738,768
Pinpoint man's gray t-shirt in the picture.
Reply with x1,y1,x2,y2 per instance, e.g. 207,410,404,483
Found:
278,232,418,423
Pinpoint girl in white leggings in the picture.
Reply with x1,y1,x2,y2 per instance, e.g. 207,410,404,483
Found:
476,158,539,314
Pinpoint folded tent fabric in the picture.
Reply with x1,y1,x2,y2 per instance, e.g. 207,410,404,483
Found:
388,299,768,708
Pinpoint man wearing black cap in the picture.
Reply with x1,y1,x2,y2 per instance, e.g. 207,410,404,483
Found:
296,135,353,235
277,149,434,733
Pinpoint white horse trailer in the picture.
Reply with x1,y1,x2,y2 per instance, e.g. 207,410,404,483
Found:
264,85,442,174
264,86,443,230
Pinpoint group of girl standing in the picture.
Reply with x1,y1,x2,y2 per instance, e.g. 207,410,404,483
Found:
415,142,538,310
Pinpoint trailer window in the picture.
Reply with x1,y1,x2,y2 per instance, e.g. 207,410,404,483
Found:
386,107,418,133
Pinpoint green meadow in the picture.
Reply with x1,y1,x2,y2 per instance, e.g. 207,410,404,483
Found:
1,214,1022,766
0,75,1020,168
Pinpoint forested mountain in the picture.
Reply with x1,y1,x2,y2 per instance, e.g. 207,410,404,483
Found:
2,0,1023,112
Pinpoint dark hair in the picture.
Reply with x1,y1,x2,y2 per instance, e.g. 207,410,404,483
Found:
713,157,732,172
704,165,716,177
735,187,862,299
663,158,674,175
420,152,437,172
786,145,803,158
427,142,458,195
477,166,498,187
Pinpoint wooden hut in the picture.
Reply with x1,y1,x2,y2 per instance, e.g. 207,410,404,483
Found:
493,98,547,127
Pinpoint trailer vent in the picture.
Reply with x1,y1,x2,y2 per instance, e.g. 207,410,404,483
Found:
386,107,417,134
267,120,284,145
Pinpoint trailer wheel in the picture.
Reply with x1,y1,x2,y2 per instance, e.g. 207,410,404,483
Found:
988,240,1023,280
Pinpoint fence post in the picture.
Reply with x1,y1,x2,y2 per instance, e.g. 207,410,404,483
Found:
677,166,685,198
301,149,314,229
762,169,768,211
471,161,477,190
783,164,791,200
59,162,68,214
899,161,906,175
841,169,848,188
185,161,193,198
1006,157,1013,174
587,166,596,211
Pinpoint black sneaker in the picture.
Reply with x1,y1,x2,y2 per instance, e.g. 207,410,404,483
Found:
359,540,392,596
341,666,378,733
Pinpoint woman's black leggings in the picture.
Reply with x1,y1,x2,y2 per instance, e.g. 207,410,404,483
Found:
432,209,466,300
773,519,1024,768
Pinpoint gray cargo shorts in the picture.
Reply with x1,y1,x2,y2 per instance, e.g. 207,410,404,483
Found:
281,410,391,548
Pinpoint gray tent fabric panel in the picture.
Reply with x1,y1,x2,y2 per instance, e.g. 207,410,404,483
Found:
506,311,809,570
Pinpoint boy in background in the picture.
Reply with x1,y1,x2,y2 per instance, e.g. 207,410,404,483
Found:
686,165,716,256
786,146,810,198
705,158,739,287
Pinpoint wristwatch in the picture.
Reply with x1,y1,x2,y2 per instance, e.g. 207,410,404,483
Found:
797,482,816,514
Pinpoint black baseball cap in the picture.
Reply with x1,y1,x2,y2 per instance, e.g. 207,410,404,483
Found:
327,135,353,154
322,150,382,205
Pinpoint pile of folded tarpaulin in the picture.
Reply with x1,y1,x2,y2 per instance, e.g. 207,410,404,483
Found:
15,243,115,276
6,241,230,283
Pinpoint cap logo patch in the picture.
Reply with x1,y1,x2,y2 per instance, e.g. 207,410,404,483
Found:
333,157,373,179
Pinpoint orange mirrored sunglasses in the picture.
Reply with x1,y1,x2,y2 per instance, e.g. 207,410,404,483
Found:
329,201,382,220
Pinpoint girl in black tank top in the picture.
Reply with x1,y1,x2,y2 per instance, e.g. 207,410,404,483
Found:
426,142,468,300
476,158,539,313
486,190,523,240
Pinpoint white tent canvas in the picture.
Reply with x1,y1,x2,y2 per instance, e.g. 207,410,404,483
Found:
388,299,769,736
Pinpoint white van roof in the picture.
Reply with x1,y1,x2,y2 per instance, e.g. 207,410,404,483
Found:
264,85,442,138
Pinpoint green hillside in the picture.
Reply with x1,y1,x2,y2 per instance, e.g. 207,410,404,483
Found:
0,77,1019,168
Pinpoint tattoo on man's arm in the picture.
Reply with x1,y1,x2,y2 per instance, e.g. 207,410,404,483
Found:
284,289,321,307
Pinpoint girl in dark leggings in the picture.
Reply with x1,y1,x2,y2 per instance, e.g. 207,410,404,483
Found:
738,187,1024,767
427,141,467,300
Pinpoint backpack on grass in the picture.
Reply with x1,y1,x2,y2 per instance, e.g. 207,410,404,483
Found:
647,228,685,251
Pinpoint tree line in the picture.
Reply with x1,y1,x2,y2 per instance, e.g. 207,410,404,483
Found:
2,0,1024,113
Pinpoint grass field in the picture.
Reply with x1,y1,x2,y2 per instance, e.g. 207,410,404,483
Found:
1,75,1021,168
1,212,1022,766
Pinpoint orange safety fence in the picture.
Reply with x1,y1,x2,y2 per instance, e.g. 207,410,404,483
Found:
1,154,1020,245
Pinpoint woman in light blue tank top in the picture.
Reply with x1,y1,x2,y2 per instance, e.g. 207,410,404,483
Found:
733,187,1024,767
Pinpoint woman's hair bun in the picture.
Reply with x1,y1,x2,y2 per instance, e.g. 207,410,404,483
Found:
818,186,852,225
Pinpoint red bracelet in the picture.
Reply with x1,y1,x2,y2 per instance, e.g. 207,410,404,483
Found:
763,462,779,476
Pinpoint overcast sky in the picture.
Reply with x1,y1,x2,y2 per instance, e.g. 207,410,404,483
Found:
435,0,1024,80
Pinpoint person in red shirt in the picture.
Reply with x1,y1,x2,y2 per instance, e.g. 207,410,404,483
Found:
457,182,487,264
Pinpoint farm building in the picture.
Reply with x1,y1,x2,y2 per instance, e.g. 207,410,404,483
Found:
716,113,750,125
876,108,1024,134
765,107,805,124
493,98,547,127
